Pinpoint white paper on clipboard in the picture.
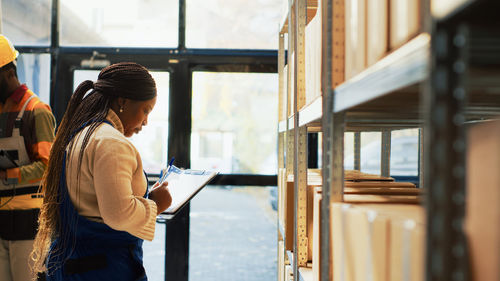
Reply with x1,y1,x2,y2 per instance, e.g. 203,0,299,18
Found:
159,166,218,216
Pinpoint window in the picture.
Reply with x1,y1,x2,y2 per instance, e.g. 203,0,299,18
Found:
16,53,51,104
143,223,166,280
191,72,278,174
390,129,419,176
186,0,282,49
60,0,178,47
73,70,170,174
1,0,51,46
189,185,277,281
344,129,419,176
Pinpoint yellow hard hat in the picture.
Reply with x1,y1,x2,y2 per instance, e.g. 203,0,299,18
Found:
0,35,19,68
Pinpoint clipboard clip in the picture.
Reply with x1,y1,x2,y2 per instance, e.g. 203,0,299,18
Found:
159,158,181,184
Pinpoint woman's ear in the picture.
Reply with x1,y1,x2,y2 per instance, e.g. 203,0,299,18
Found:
117,97,125,108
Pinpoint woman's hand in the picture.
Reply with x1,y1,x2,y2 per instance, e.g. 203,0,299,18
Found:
149,181,172,215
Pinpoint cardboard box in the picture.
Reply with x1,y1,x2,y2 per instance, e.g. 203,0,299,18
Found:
305,0,322,106
279,240,285,281
389,0,421,49
345,0,366,80
281,65,289,121
345,207,370,281
389,219,425,281
410,222,425,281
370,211,390,281
376,205,425,281
367,0,389,66
285,264,293,281
342,206,390,281
332,203,354,281
312,188,322,281
333,204,424,281
278,168,286,234
466,120,500,281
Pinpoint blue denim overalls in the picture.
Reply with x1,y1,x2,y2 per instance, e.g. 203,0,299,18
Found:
46,121,148,281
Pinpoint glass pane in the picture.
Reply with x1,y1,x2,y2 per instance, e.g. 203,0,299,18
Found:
344,130,419,176
1,0,51,45
60,0,178,47
16,53,51,104
344,132,354,170
129,72,169,174
190,185,277,281
317,132,323,168
143,223,165,281
187,0,282,49
191,72,278,174
73,70,170,174
360,132,381,175
391,128,419,176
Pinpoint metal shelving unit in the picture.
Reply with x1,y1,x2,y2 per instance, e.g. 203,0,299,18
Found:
278,0,500,281
425,1,500,280
277,1,322,280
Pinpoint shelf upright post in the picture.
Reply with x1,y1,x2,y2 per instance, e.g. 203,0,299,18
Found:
286,0,294,181
293,0,308,276
381,129,392,177
419,128,424,188
294,125,308,268
277,30,286,281
278,32,286,171
354,132,361,171
321,0,344,280
425,21,469,281
330,113,344,201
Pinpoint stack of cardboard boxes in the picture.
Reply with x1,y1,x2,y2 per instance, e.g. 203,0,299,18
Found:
345,0,422,79
282,168,424,281
466,120,500,281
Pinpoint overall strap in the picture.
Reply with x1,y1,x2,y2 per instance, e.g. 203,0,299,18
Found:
14,95,36,129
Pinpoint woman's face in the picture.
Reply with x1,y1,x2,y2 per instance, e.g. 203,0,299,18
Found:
119,97,157,137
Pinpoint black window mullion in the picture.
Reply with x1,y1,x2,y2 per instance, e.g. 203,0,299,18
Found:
178,0,186,50
49,0,60,113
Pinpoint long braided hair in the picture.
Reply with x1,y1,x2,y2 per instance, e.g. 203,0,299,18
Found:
31,62,156,275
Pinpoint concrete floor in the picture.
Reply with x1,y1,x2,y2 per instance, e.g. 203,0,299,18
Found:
143,186,278,281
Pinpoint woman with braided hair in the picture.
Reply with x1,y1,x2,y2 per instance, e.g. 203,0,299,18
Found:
31,62,172,281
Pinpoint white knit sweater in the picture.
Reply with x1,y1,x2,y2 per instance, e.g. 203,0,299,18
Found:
65,109,157,241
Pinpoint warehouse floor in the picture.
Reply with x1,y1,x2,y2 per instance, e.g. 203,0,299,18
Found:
143,186,278,281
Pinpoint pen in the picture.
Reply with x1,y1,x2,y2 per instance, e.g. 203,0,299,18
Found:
160,157,175,183
167,157,175,169
160,157,174,179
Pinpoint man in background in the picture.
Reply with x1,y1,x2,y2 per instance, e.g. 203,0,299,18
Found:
0,34,56,281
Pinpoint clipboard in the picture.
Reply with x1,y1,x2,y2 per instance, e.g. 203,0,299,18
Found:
157,166,218,220
0,150,18,170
